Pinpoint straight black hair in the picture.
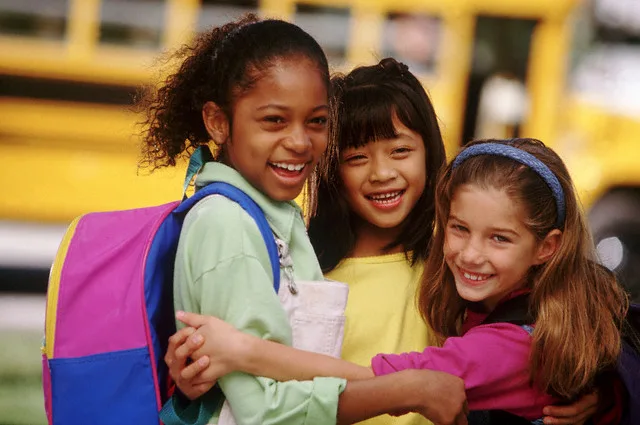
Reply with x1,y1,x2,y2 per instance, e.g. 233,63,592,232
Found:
307,58,446,272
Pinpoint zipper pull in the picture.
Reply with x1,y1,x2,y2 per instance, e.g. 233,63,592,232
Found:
275,238,298,295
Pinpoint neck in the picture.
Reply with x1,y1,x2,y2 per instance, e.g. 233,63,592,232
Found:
350,219,404,258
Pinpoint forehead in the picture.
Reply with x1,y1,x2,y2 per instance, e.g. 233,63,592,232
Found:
341,120,424,155
450,184,527,227
245,57,327,98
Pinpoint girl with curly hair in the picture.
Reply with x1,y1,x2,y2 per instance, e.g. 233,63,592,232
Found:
138,14,468,425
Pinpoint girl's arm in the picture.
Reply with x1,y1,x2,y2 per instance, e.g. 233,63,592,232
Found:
336,369,468,425
169,324,469,425
176,310,374,382
170,315,469,425
165,198,471,425
163,199,347,425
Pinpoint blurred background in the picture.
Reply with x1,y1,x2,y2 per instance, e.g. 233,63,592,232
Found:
1,0,639,423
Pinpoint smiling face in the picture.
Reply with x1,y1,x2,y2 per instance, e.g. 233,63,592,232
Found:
338,114,427,237
207,57,329,201
443,184,549,311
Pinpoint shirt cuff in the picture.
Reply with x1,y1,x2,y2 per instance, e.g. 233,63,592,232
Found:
159,389,223,425
304,377,347,425
371,354,402,376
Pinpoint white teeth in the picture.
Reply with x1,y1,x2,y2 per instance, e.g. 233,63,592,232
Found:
463,272,489,281
369,191,402,200
271,162,305,171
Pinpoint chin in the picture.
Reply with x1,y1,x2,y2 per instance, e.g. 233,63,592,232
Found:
268,188,303,202
368,219,404,230
455,285,486,304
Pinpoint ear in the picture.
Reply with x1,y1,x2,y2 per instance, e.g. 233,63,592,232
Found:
534,229,562,265
202,101,230,146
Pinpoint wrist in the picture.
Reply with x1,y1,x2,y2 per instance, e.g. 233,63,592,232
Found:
375,370,423,414
397,370,425,413
233,332,257,373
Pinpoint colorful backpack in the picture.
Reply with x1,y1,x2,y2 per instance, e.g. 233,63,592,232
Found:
41,149,281,425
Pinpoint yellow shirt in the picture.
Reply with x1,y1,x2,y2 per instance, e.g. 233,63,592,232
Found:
325,253,438,425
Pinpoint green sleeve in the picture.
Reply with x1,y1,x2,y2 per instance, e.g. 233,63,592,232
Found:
173,198,346,425
199,257,346,425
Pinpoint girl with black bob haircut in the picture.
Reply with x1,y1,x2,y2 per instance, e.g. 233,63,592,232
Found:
307,57,446,272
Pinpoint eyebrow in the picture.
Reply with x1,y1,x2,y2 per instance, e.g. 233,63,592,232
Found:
448,214,519,237
490,227,519,237
256,104,328,112
393,131,419,142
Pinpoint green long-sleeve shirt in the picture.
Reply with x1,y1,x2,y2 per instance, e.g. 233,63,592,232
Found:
160,162,346,425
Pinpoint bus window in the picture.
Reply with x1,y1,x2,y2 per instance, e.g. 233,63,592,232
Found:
294,4,350,68
198,0,258,32
382,13,442,75
0,74,138,105
99,0,164,49
462,16,536,143
0,0,67,40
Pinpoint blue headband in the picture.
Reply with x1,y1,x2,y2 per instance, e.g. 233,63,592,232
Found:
451,143,566,228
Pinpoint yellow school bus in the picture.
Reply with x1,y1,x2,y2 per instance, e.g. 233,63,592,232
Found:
1,0,639,299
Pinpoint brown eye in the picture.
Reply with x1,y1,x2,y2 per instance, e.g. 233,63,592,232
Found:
309,116,328,126
450,224,467,233
492,234,511,243
345,154,366,162
264,116,285,124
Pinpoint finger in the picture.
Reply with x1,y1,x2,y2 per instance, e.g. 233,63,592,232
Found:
167,327,196,354
542,404,595,421
543,391,598,419
543,404,581,419
174,339,204,366
543,417,577,425
181,356,210,381
573,405,597,424
542,410,594,425
174,333,205,361
190,344,210,361
165,327,196,365
176,310,211,328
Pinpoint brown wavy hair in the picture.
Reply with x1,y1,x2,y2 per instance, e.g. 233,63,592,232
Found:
419,138,628,399
306,58,446,272
136,14,329,170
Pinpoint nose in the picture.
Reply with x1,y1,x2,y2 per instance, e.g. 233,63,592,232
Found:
283,124,312,155
459,237,485,266
368,157,398,183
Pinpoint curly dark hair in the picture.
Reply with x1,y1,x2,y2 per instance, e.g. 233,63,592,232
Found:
137,14,329,170
307,57,446,272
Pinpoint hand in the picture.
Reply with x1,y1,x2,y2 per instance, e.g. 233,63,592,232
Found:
165,325,215,400
407,369,468,425
542,391,598,425
176,311,248,382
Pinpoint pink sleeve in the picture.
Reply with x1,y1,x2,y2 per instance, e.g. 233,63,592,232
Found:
371,323,547,412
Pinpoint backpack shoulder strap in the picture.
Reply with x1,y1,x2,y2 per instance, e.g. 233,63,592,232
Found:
623,302,640,352
174,181,281,294
182,146,215,200
482,293,534,326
